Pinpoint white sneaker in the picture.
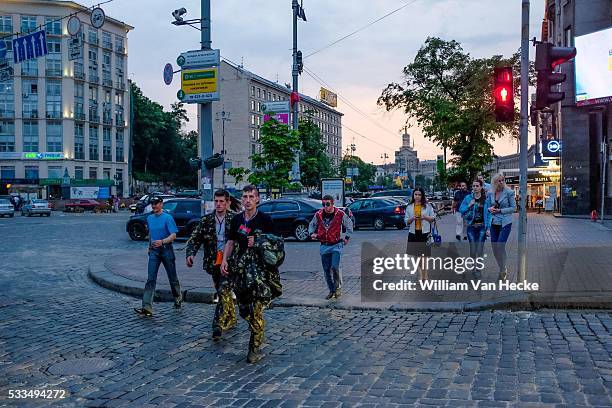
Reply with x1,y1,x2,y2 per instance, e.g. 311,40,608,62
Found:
231,291,236,300
213,293,219,303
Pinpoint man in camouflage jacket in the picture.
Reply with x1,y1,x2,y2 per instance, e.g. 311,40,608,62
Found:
186,189,236,340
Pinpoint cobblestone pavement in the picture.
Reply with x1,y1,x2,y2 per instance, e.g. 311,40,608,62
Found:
0,213,611,407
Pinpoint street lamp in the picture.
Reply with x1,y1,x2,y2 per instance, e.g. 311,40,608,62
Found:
215,110,231,187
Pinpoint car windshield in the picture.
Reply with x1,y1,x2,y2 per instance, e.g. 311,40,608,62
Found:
162,202,179,212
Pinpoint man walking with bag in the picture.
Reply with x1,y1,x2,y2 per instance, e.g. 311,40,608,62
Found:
186,189,237,340
308,195,354,300
134,196,182,316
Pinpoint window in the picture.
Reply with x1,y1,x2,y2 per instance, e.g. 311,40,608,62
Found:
21,16,37,34
45,39,62,76
46,121,62,152
74,83,84,119
275,202,299,212
116,129,124,162
176,201,200,214
257,102,261,112
45,17,61,35
45,80,61,119
48,166,62,178
102,51,111,84
114,35,124,52
75,166,83,180
267,91,271,100
0,120,14,151
74,123,84,159
115,54,124,85
88,27,98,44
251,100,255,111
0,80,13,117
22,80,38,118
89,125,99,160
1,166,15,179
257,88,261,98
103,168,111,179
21,59,38,76
23,121,38,152
89,167,97,179
102,31,112,49
25,166,39,179
102,127,112,161
0,15,12,33
251,86,255,96
251,129,256,140
251,144,256,154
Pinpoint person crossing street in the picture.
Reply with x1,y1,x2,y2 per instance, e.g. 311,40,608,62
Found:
185,189,237,340
308,195,354,300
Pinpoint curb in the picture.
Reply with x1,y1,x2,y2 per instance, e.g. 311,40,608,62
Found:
89,264,611,312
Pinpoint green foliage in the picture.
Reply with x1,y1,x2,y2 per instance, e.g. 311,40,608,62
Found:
298,114,333,189
415,174,433,191
378,37,534,182
227,167,251,184
340,155,376,192
131,82,197,188
248,117,301,190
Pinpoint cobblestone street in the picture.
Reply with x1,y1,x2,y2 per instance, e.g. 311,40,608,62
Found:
0,213,611,407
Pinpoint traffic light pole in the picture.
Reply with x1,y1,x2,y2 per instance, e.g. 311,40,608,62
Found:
200,0,213,211
291,0,301,184
518,0,529,282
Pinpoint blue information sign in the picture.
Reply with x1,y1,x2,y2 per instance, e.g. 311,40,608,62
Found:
12,30,48,64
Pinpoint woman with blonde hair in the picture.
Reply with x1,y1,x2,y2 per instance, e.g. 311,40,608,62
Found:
486,173,516,280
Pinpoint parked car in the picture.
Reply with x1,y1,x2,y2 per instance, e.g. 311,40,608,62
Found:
370,189,413,202
347,197,407,230
64,199,100,212
0,198,14,217
21,199,51,217
129,193,175,213
175,190,199,198
126,198,202,241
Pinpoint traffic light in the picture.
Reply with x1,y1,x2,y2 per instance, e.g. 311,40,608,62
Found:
535,42,576,110
296,50,303,75
493,66,514,122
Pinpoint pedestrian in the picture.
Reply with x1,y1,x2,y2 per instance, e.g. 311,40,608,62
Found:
404,187,436,281
221,185,275,364
308,194,353,300
185,189,237,340
536,196,543,214
452,181,469,241
477,173,492,193
134,196,182,317
459,179,489,278
486,173,516,280
112,195,119,213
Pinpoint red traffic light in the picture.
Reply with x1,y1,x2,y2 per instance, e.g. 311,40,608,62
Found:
493,67,514,122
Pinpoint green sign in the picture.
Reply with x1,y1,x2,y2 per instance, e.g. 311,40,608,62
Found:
39,178,114,186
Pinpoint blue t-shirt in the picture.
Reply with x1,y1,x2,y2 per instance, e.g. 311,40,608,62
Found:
147,212,178,242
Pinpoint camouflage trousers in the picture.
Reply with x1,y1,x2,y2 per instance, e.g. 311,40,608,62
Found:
211,267,237,332
237,295,265,351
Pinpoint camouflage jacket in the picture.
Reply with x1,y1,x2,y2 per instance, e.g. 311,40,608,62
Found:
185,211,235,274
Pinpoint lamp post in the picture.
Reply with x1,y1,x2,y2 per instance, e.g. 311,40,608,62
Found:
215,109,231,188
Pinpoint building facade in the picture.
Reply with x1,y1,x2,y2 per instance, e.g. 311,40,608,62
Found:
210,61,343,189
545,0,612,216
0,0,132,199
394,132,419,180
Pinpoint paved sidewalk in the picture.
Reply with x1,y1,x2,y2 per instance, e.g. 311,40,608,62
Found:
91,213,612,311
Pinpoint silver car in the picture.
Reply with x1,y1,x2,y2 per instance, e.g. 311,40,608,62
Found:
0,198,14,217
22,199,52,217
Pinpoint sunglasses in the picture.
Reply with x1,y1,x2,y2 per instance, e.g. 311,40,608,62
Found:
322,202,333,207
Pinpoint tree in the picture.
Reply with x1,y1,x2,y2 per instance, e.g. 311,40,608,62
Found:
298,113,333,189
378,37,532,182
340,155,376,192
248,117,301,190
227,167,251,184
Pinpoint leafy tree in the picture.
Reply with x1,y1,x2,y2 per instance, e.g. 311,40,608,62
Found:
227,167,251,184
340,155,376,192
248,117,301,190
298,113,333,189
378,37,532,182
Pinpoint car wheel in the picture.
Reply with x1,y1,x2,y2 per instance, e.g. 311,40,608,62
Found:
46,212,51,217
128,223,147,241
374,217,385,231
293,222,309,242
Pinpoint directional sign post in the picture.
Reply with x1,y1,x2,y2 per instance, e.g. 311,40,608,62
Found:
177,49,220,69
178,67,219,103
12,30,48,64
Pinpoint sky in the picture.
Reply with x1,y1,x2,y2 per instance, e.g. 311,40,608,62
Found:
96,0,546,164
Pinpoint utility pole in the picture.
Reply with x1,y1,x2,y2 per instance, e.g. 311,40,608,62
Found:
518,0,529,282
200,0,214,210
215,109,231,188
290,0,302,185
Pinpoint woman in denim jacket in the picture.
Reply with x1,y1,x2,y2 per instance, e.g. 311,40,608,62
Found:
459,179,491,278
485,173,516,280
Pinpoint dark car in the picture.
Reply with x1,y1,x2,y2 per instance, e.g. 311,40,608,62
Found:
175,190,200,198
347,197,407,230
126,199,203,241
64,199,100,211
370,189,413,201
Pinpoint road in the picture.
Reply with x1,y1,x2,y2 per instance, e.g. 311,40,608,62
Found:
0,212,610,407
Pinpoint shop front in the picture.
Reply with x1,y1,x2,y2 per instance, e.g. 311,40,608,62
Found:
39,178,114,200
505,170,561,211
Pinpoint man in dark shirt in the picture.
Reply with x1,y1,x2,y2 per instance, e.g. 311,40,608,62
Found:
452,181,468,241
221,185,274,364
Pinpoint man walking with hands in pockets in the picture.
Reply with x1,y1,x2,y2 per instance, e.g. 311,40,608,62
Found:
309,195,354,300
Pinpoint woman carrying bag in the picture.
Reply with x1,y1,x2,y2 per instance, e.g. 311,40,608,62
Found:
404,187,436,281
459,179,490,279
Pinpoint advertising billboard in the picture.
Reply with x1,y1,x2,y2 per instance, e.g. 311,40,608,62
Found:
575,27,612,106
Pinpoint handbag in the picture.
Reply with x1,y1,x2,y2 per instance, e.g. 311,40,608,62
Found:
427,220,442,247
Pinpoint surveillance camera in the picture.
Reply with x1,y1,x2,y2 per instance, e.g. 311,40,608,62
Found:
172,7,187,21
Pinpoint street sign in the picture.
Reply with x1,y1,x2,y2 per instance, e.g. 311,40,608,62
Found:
90,7,105,29
261,101,290,113
12,30,47,64
67,15,82,36
178,67,219,103
68,36,82,61
542,139,561,158
176,49,220,68
163,63,173,85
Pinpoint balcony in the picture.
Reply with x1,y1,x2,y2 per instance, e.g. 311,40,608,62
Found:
23,110,38,119
74,72,86,81
102,78,113,88
46,111,61,119
89,75,99,84
116,81,126,90
74,112,86,121
0,109,14,118
89,114,100,123
116,45,126,54
45,68,62,77
102,42,113,51
103,116,112,126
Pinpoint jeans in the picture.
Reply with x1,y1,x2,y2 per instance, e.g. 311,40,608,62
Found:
490,223,512,273
320,243,343,293
466,225,487,275
142,245,182,312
